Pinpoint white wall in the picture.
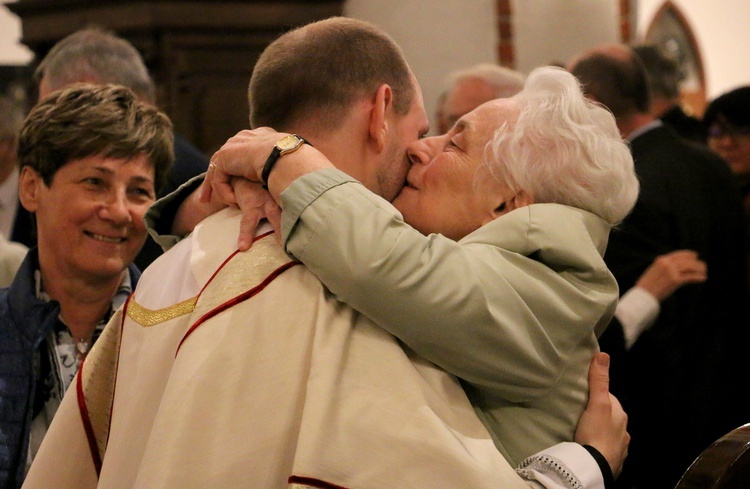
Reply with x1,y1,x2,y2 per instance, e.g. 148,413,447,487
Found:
513,0,619,72
344,0,621,133
345,0,497,133
0,2,33,65
636,0,750,99
2,0,748,115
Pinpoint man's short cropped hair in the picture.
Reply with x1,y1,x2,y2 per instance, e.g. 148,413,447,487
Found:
569,45,651,118
18,84,174,192
249,17,415,133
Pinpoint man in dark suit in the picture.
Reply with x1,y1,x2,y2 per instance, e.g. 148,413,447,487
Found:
633,44,708,145
569,44,749,489
11,27,209,270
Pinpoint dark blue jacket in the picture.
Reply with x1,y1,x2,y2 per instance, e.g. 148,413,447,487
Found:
0,249,140,489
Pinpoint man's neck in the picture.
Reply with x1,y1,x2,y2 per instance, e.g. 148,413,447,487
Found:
650,98,678,120
617,113,656,140
289,112,375,187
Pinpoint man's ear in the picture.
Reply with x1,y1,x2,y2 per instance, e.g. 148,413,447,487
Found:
368,83,393,153
18,167,43,212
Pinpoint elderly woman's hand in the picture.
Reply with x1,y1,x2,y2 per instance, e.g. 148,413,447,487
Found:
575,353,630,478
231,177,282,250
202,127,284,205
200,128,289,249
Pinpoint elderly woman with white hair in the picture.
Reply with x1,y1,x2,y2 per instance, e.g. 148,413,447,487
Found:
207,66,639,471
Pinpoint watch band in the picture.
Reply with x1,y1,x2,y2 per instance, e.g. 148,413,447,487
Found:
261,134,310,188
582,445,615,489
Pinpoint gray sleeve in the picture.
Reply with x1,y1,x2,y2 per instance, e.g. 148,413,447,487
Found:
145,173,205,252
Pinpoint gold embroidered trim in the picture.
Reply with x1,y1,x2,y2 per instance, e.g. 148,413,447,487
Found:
126,296,197,327
80,308,124,462
193,236,295,319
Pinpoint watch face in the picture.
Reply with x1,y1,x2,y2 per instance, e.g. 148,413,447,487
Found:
277,134,302,151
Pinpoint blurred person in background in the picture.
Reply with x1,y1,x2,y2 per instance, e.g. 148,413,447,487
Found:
436,63,524,134
0,94,25,241
0,234,27,288
569,44,749,489
633,44,707,144
703,85,750,293
0,95,28,287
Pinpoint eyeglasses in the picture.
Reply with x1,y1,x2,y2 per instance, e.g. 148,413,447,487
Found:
708,124,750,140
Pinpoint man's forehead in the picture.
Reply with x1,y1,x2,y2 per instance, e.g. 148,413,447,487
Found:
407,89,430,134
448,77,496,107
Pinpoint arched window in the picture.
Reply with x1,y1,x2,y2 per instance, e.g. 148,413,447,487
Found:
645,1,706,116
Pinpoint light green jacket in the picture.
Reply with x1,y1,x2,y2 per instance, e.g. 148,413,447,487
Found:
279,168,619,466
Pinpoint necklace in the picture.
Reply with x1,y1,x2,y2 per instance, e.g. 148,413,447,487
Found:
59,314,92,359
72,335,91,356
67,333,92,364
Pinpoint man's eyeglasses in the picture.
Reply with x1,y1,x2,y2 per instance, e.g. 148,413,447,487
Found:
708,124,750,140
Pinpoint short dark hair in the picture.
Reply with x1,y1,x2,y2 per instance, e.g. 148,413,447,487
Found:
703,86,750,129
570,47,651,118
249,17,415,133
18,84,174,193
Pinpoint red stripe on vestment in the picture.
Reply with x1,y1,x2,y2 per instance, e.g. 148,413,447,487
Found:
176,230,298,355
76,357,103,475
106,293,131,446
193,230,276,300
176,260,298,355
288,475,351,489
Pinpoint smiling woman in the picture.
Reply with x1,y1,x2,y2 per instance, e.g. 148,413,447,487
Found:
22,154,156,282
0,83,173,489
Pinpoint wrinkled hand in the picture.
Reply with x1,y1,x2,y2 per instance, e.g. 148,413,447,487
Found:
201,127,286,206
636,250,707,302
575,353,630,478
232,178,281,251
200,128,287,249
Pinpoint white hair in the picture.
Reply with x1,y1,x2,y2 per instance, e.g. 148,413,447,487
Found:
485,66,639,225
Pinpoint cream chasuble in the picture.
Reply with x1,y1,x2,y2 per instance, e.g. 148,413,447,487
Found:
24,208,533,489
